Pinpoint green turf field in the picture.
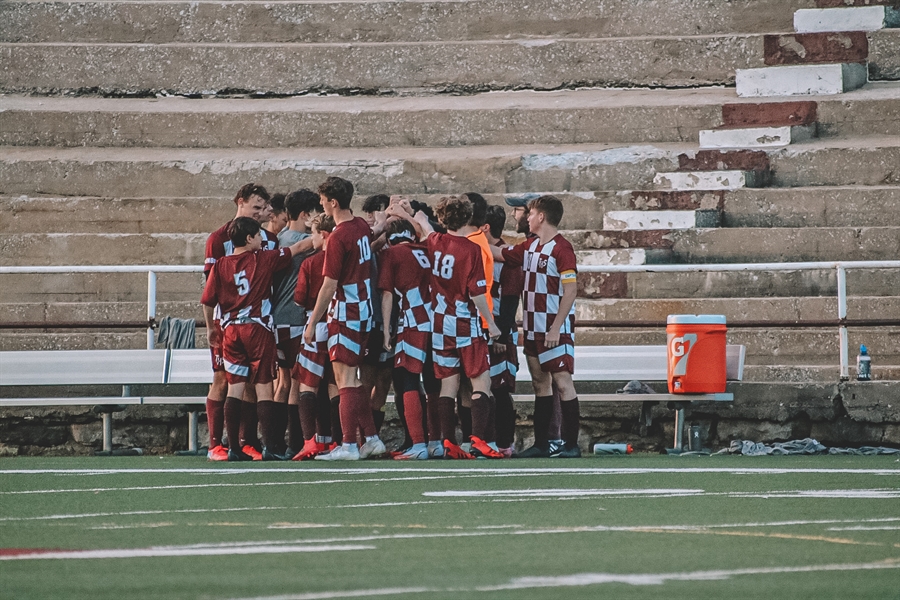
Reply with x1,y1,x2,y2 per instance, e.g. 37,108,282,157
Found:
1,455,899,599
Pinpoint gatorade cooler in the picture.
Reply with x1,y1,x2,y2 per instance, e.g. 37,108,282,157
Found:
666,315,727,394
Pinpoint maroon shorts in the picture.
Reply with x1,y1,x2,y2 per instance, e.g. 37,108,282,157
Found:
275,326,304,370
489,332,520,393
222,323,277,385
294,321,329,388
523,335,575,375
433,337,490,380
327,321,369,368
210,323,225,372
393,329,429,375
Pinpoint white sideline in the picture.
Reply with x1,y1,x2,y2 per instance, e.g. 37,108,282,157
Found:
2,467,897,475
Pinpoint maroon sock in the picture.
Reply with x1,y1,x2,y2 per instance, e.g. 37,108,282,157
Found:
338,387,359,444
356,386,378,437
256,400,278,451
206,398,224,448
239,401,259,449
402,390,425,444
438,396,457,443
287,404,303,449
560,398,581,448
298,391,318,442
470,392,491,441
224,397,242,455
316,393,332,439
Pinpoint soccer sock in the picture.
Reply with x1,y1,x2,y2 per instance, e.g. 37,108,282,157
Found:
561,397,581,448
438,396,457,443
239,400,259,449
486,394,497,443
223,396,242,455
286,404,303,450
275,402,288,451
316,392,331,439
372,409,385,433
426,392,440,441
402,390,426,444
329,395,342,444
533,395,553,449
458,401,472,441
256,400,277,451
205,398,224,448
356,386,378,438
494,390,516,449
298,391,318,442
338,387,358,445
470,391,491,441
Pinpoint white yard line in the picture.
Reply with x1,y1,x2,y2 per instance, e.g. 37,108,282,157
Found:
0,506,291,522
2,467,899,475
0,544,374,561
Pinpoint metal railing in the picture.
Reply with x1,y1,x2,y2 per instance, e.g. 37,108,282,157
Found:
3,260,900,379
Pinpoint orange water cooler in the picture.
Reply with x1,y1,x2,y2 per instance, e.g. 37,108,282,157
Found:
666,315,727,394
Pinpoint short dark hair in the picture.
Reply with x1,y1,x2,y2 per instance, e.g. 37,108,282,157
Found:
318,177,354,209
310,213,336,234
435,196,473,232
528,194,564,227
362,194,390,214
269,193,286,215
285,189,321,221
233,183,270,205
384,219,417,245
464,192,487,227
484,205,506,239
410,199,445,234
227,216,260,247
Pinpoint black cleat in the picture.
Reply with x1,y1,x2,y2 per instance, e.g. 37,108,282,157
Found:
282,447,299,460
552,444,582,458
262,447,287,461
227,448,253,462
516,444,550,458
547,440,567,458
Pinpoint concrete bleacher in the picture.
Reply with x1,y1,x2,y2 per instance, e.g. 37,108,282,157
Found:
1,0,899,453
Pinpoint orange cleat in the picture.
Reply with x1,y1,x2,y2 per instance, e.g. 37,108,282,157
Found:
241,445,263,461
207,445,229,462
292,438,321,461
442,439,474,460
470,436,504,459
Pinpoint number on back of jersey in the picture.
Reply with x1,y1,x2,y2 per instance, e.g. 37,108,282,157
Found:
357,237,372,264
234,270,250,295
431,251,455,280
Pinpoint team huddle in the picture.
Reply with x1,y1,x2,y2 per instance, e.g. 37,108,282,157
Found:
200,177,581,461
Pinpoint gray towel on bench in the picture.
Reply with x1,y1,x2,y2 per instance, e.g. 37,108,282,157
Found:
155,316,196,349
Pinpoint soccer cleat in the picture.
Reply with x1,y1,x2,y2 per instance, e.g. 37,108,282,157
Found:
283,447,299,461
207,445,229,462
227,448,253,462
359,437,387,459
427,441,445,458
314,443,360,461
551,444,582,458
262,447,287,461
394,443,429,460
547,439,567,458
292,438,322,461
470,436,504,459
516,444,550,458
241,445,263,461
442,440,474,460
498,446,515,458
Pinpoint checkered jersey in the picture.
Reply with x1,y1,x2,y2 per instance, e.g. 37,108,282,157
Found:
323,216,374,333
204,220,276,275
502,234,577,341
377,242,432,333
294,250,326,323
491,240,525,319
426,233,487,350
201,248,293,331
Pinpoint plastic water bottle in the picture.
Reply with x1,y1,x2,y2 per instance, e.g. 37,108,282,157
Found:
593,443,633,455
857,345,871,381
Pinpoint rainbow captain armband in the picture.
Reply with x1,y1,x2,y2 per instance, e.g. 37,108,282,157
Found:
560,269,577,283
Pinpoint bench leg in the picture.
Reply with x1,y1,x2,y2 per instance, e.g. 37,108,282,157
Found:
102,412,113,453
188,411,199,453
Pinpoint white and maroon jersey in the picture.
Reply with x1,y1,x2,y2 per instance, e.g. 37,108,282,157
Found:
201,248,293,331
323,216,374,333
502,234,577,340
491,240,525,319
204,220,276,275
426,233,487,350
294,250,326,323
377,242,432,334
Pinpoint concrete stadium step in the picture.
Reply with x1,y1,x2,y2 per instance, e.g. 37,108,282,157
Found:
722,186,900,227
2,136,898,198
3,83,899,148
0,0,810,44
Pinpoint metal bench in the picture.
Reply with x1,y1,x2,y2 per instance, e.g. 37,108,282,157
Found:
0,344,745,454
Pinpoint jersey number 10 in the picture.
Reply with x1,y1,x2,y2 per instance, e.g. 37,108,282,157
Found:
357,237,372,264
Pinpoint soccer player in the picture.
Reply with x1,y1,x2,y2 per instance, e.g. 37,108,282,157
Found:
378,218,435,460
305,177,386,461
270,189,320,458
201,217,312,461
292,213,340,461
496,195,581,458
262,192,290,239
405,195,502,459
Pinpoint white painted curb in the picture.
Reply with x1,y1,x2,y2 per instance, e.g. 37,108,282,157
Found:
575,248,648,266
699,124,816,149
736,63,867,97
653,170,763,191
794,6,900,33
603,210,697,231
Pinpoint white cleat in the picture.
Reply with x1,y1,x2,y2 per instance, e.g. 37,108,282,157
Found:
359,437,386,459
394,443,429,460
427,441,444,458
314,443,360,461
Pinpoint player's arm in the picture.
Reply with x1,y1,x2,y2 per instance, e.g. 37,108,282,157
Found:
545,276,577,349
472,294,501,340
381,290,394,351
287,237,314,257
493,293,520,353
200,273,221,348
303,276,338,345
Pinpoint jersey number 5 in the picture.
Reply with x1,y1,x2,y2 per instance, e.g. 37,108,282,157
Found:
233,270,250,296
431,251,455,279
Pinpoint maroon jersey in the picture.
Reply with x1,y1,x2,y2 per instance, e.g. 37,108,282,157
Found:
377,242,432,334
201,248,292,330
294,250,327,323
204,221,276,275
323,216,374,333
426,233,487,351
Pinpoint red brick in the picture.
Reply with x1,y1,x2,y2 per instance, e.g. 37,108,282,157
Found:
677,150,769,173
627,190,725,211
722,101,818,128
764,32,868,66
578,272,628,299
815,0,897,7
